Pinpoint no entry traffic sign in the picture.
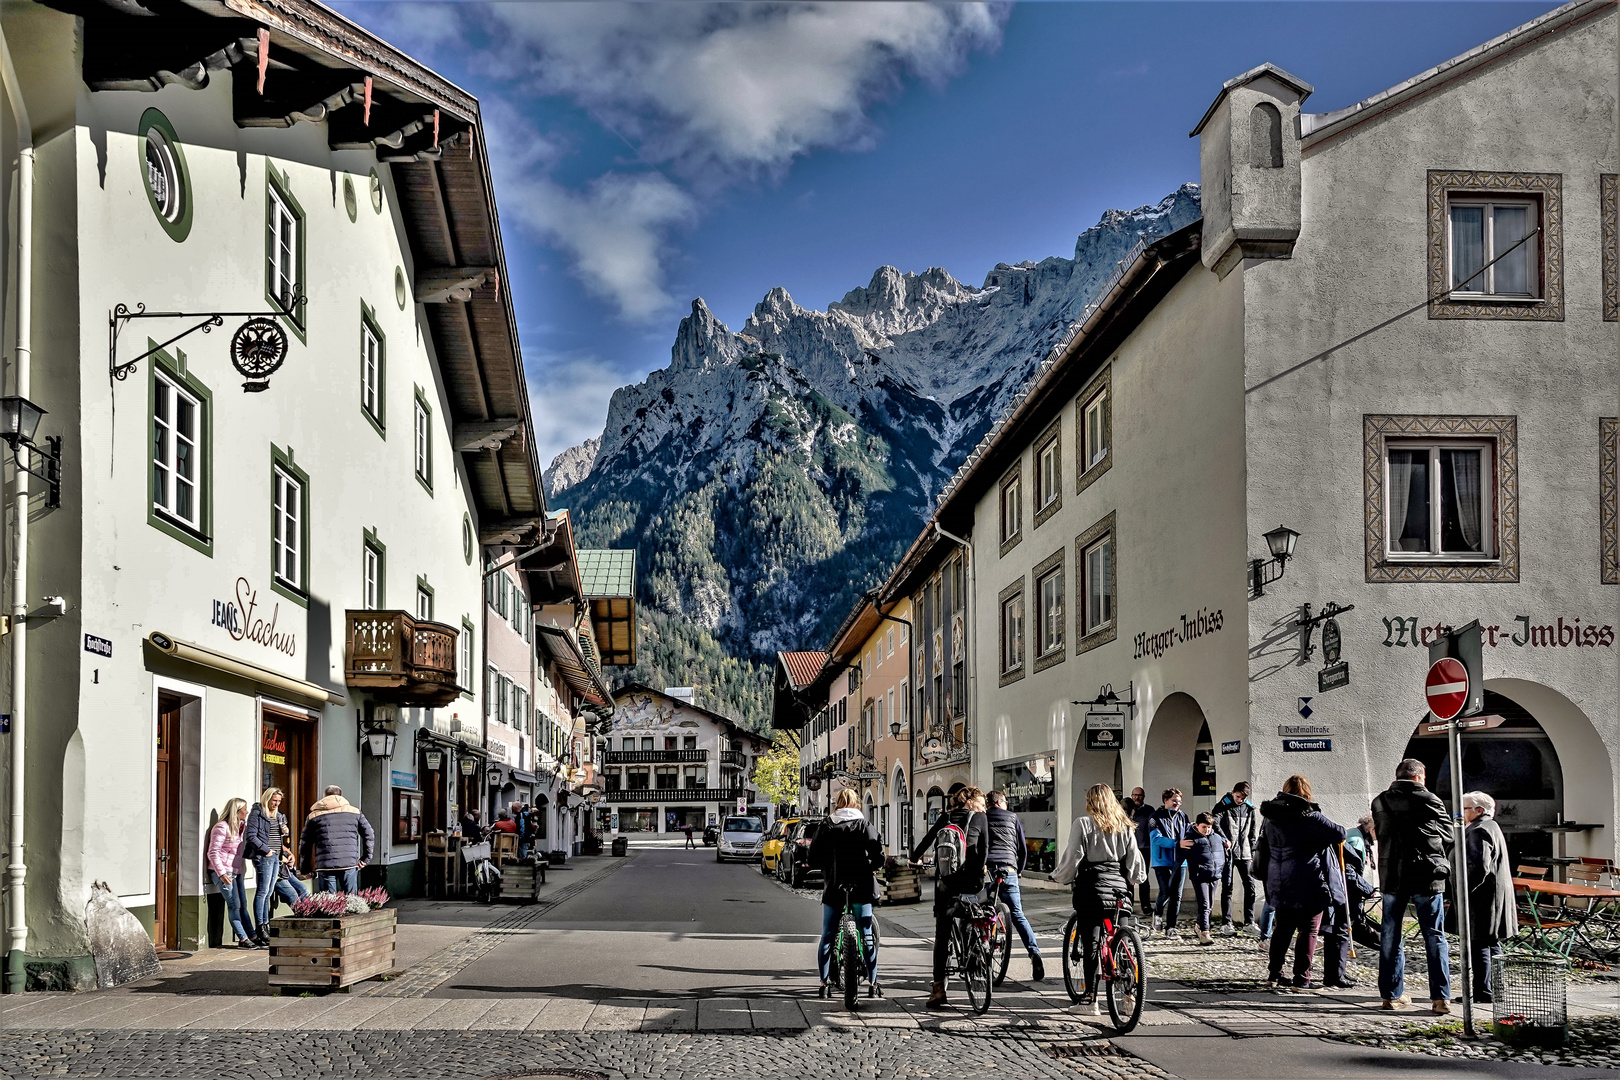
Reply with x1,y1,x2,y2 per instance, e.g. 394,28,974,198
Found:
1426,657,1469,722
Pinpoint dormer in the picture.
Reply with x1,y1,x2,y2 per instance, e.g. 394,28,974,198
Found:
1191,63,1314,278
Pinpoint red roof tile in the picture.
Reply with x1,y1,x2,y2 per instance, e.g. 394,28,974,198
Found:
780,651,827,690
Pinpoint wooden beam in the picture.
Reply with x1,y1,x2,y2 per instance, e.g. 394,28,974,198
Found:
82,20,254,92
237,77,365,128
453,418,523,452
479,517,543,545
418,266,497,304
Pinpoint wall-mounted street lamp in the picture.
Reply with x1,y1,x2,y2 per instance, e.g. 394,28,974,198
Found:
1250,525,1300,597
0,395,60,509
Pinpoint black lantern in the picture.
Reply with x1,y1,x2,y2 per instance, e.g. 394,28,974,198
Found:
1264,525,1300,564
0,395,45,448
0,395,60,509
1251,524,1301,597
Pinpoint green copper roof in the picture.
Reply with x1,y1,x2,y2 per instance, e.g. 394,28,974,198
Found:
576,548,635,598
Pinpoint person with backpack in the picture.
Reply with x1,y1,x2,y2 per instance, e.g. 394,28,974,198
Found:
1148,789,1189,937
1052,784,1146,1013
985,790,1043,982
1177,812,1226,945
809,788,886,999
1256,774,1347,992
1370,759,1453,1014
1213,781,1258,934
911,786,989,1009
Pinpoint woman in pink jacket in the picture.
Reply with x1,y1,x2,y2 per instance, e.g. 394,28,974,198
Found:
207,797,258,948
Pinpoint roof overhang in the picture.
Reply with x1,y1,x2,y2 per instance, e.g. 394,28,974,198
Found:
536,623,611,707
577,549,637,667
1189,62,1314,137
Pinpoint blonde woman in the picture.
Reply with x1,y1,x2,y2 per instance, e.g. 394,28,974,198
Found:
206,797,258,948
807,787,885,999
243,788,291,940
1052,785,1147,1011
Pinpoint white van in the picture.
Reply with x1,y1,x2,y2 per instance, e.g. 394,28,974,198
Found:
716,815,765,862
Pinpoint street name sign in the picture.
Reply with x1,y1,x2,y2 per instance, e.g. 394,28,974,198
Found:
1426,657,1469,721
1421,713,1507,736
1318,661,1349,693
1283,738,1332,752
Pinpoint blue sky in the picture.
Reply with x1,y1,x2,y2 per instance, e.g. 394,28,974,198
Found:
335,1,1554,467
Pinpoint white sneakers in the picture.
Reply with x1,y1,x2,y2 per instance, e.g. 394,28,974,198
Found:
1195,929,1214,946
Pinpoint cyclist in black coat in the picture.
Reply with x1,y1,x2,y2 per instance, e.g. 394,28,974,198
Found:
809,788,885,999
911,786,988,1009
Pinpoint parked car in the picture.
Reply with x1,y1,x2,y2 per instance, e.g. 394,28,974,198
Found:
775,817,826,888
715,815,766,862
702,824,718,847
759,818,798,876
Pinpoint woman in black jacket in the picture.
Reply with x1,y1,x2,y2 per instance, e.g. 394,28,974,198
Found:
809,788,886,999
1256,774,1346,991
242,788,291,946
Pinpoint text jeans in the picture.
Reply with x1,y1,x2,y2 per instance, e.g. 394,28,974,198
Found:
1471,942,1504,1001
1379,892,1451,1003
1135,846,1153,912
993,871,1041,957
819,902,877,983
1221,857,1257,925
210,869,255,944
274,870,309,915
1153,865,1185,929
316,868,360,894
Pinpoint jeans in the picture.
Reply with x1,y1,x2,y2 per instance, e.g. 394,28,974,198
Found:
1258,902,1275,939
1471,942,1503,1002
1322,922,1352,986
316,868,360,894
1379,892,1451,1003
819,902,877,982
211,869,255,944
1153,865,1185,928
1268,907,1323,984
993,872,1041,957
251,855,281,931
1191,881,1216,930
274,871,308,916
1221,858,1257,925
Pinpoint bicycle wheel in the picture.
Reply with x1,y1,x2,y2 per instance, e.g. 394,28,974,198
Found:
1061,913,1084,1003
840,923,861,1010
964,934,993,1014
1105,925,1145,1033
992,903,1012,986
828,931,844,992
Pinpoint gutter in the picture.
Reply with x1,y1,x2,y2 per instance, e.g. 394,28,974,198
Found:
2,25,32,996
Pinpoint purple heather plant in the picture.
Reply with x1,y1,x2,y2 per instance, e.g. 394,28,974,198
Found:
356,886,391,910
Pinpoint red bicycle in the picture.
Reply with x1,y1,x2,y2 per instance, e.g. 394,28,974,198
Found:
1061,897,1145,1032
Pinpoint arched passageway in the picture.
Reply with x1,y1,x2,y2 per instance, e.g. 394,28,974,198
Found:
1143,693,1210,814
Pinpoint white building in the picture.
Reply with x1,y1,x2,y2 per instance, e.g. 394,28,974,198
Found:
0,0,547,988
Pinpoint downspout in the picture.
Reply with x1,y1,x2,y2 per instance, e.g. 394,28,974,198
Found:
1,26,33,995
933,524,975,783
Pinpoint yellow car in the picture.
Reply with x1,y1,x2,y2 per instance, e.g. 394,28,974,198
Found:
759,817,799,876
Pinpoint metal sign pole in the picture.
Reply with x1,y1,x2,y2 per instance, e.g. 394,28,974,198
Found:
1448,715,1475,1037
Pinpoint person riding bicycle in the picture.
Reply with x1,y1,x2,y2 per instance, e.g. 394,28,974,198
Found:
911,786,989,1009
809,788,886,999
985,790,1044,982
1052,784,1147,1014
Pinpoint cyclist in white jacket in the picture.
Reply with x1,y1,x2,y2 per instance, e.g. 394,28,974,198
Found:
1052,784,1147,1011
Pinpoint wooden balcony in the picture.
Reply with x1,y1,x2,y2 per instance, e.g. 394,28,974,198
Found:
719,751,746,767
344,610,461,707
602,749,708,765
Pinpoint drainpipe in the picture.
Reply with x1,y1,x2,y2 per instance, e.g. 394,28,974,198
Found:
933,524,975,783
1,27,34,995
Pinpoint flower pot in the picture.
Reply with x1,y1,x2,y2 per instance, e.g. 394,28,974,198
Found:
265,907,396,993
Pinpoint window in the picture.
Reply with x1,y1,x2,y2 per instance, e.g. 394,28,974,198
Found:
1000,470,1022,552
1427,171,1562,322
627,768,650,791
1364,415,1518,583
1385,443,1493,557
1033,418,1063,528
641,737,654,751
684,766,707,789
886,689,895,736
460,618,475,698
416,581,434,620
898,680,909,731
1037,564,1063,658
362,538,383,610
886,628,894,658
684,735,697,750
1249,102,1282,169
1000,589,1025,676
664,736,677,751
360,313,384,434
621,738,634,752
139,110,191,242
1082,390,1108,471
1083,536,1114,632
266,178,302,322
655,766,678,790
153,370,201,530
486,666,498,720
413,392,432,491
1449,198,1538,298
271,463,303,592
1037,438,1059,508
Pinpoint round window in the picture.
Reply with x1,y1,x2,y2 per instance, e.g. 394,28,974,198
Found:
462,514,474,564
343,175,358,222
138,110,191,242
369,169,384,214
395,267,408,309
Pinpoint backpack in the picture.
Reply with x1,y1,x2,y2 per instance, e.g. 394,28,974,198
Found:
934,819,968,878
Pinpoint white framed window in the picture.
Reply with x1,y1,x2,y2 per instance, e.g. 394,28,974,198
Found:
886,628,894,658
460,623,474,693
362,543,381,610
153,371,201,529
1448,197,1539,298
271,466,302,590
1037,566,1063,656
416,584,433,620
267,184,299,314
1001,593,1025,673
360,321,381,424
1082,389,1108,470
1083,535,1114,633
898,679,908,728
414,397,431,486
1385,441,1495,558
486,665,498,720
497,676,509,726
1037,437,1060,509
1001,474,1021,543
145,128,182,224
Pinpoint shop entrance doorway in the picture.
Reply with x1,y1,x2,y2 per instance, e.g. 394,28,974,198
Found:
261,704,317,853
154,693,183,951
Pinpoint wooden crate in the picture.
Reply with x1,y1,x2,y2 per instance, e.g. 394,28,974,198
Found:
877,865,922,905
266,908,396,993
498,864,545,903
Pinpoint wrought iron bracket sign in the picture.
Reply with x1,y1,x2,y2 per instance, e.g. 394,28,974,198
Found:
1298,601,1355,663
109,291,305,389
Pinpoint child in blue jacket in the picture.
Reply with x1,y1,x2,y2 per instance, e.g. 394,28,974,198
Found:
1178,812,1227,945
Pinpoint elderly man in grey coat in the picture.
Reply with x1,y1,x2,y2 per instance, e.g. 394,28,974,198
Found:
1461,791,1517,1004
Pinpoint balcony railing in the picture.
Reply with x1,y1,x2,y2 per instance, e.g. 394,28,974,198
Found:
719,751,746,767
599,787,747,804
602,749,709,765
344,610,461,707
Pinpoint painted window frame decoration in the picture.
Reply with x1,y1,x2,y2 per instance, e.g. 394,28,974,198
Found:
415,575,435,621
1426,170,1563,322
1602,418,1618,585
1032,416,1064,529
414,387,434,494
147,346,212,556
1602,175,1618,322
997,576,1025,686
269,445,311,606
1363,414,1518,583
1032,547,1066,673
360,303,386,438
1075,511,1118,656
138,108,192,243
1075,364,1113,498
998,463,1022,557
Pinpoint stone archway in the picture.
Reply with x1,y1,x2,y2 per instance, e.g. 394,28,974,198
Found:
1143,692,1209,814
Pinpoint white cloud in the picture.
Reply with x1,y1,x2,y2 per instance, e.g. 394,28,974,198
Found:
528,350,630,467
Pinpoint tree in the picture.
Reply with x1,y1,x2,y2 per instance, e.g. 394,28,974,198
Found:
750,731,802,810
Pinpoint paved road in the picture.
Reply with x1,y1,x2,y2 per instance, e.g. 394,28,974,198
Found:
432,845,934,1000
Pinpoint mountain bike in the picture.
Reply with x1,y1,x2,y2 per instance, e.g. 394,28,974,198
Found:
825,885,878,1009
1062,897,1145,1032
989,866,1015,986
947,896,1000,1014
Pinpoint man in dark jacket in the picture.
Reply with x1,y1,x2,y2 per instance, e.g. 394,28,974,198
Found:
1149,790,1189,936
1370,759,1453,1013
911,787,988,1009
1256,776,1347,991
1460,791,1517,1004
985,791,1043,981
1124,787,1155,914
1213,782,1259,933
300,785,375,893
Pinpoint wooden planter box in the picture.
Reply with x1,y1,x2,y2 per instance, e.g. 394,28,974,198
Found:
498,863,546,904
266,908,396,993
877,864,922,905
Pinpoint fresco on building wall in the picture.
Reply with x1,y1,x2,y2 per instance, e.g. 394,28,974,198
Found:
615,692,703,730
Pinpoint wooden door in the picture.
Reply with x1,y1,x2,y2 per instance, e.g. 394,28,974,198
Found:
154,694,182,951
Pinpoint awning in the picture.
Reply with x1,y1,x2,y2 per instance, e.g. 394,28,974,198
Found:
513,770,538,785
146,632,345,707
536,624,611,705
